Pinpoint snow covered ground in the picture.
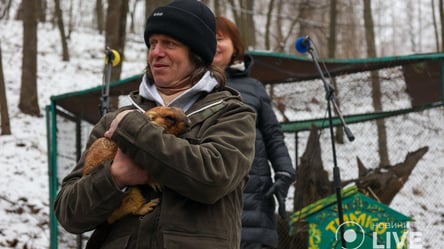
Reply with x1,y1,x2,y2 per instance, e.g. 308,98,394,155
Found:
0,19,443,248
0,20,146,248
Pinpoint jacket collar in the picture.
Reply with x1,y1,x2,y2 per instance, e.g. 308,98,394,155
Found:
128,85,242,120
225,54,253,78
138,71,218,112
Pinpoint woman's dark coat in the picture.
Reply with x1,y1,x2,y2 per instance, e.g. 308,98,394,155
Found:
226,55,296,248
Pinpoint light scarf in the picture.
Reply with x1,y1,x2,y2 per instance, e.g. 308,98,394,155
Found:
138,71,218,112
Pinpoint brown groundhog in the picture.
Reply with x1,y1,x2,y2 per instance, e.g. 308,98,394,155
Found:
82,106,190,223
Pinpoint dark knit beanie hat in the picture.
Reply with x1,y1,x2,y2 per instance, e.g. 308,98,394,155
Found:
144,0,216,66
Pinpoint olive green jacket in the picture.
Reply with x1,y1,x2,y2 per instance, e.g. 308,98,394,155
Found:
54,87,256,249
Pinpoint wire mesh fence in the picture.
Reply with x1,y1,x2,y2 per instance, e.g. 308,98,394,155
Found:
48,60,443,248
277,106,443,249
271,67,443,248
51,109,94,249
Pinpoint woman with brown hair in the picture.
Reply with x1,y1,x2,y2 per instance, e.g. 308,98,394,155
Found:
213,16,296,249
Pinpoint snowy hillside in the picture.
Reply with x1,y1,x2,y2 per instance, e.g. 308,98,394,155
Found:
0,20,146,248
0,19,443,249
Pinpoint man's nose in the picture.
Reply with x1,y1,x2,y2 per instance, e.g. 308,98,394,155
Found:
150,44,165,56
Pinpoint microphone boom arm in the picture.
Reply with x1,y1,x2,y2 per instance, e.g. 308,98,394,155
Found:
309,48,354,142
306,44,355,249
100,48,120,116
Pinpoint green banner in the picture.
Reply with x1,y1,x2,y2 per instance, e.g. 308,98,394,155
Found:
290,186,411,249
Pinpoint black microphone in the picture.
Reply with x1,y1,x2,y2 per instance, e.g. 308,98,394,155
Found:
295,35,312,53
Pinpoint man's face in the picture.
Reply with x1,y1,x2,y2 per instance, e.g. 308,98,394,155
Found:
148,34,195,88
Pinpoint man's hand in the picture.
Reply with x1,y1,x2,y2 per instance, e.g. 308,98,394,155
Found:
110,149,149,189
104,110,135,139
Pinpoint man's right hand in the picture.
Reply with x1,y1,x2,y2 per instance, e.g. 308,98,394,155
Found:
110,148,149,189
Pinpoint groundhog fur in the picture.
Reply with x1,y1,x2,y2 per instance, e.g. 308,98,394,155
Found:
82,106,189,223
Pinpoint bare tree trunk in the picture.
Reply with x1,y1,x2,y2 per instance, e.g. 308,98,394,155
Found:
272,0,285,52
0,42,11,135
406,1,417,53
327,0,337,57
275,1,299,53
363,0,389,167
231,0,255,49
96,0,105,34
431,0,441,52
341,2,362,58
0,0,13,20
19,0,40,116
128,0,138,33
264,0,275,51
15,0,24,20
105,0,129,82
54,0,70,61
243,0,255,49
327,0,344,144
440,0,444,52
38,0,46,22
297,0,319,42
67,0,74,39
213,0,224,16
227,0,240,29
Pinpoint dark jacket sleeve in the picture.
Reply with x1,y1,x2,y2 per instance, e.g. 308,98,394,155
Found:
53,112,130,234
255,82,295,180
110,100,256,204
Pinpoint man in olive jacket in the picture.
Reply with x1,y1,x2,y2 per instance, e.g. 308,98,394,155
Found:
54,1,256,248
54,90,255,249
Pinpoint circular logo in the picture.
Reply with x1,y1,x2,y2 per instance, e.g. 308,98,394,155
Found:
335,221,365,249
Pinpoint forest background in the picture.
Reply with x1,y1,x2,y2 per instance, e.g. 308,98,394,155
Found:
0,0,443,248
2,0,444,117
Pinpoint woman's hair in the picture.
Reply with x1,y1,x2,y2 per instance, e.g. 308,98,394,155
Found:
145,50,226,88
215,16,245,65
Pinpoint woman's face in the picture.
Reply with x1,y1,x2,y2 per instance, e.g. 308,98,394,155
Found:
213,32,235,69
148,34,195,88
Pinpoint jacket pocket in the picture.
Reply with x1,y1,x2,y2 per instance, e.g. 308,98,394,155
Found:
163,231,228,249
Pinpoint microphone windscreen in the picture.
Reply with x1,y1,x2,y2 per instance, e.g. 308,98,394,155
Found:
295,36,310,54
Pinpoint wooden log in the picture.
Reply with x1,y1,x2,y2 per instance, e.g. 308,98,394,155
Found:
344,146,429,205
